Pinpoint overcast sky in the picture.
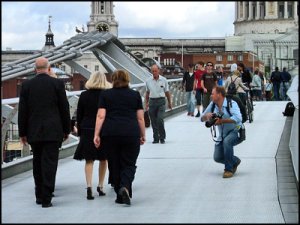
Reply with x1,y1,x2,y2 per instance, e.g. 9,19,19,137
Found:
2,1,235,51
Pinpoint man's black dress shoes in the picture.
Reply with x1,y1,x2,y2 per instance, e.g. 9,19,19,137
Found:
36,199,42,205
42,202,53,208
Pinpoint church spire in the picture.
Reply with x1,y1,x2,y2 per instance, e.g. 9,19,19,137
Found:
42,16,55,51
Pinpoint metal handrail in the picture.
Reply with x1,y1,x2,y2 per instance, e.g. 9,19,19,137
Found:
1,78,185,166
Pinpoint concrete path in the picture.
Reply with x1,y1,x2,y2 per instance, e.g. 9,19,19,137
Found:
2,101,289,223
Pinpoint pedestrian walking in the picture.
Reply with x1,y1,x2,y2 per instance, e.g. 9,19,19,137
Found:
201,61,218,112
145,64,172,144
73,71,112,200
18,57,71,208
182,64,196,116
94,69,146,206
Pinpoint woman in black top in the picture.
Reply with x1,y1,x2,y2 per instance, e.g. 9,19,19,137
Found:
74,71,111,200
94,69,146,206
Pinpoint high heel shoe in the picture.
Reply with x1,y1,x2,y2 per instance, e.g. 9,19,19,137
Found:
97,186,106,196
87,187,94,200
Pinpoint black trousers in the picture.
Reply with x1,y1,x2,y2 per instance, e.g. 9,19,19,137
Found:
102,136,140,198
30,141,60,204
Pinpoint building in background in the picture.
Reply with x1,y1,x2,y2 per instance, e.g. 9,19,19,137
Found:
2,1,298,98
226,1,298,75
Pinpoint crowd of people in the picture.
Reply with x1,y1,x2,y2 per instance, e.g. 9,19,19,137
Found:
182,62,292,110
18,56,292,208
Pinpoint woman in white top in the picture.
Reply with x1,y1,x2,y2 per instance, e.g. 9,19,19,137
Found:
224,68,249,106
251,70,262,101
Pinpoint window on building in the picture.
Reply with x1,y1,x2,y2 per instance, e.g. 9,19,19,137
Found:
95,65,99,71
278,2,284,18
288,2,293,18
84,65,88,69
293,49,298,65
260,2,265,19
216,55,222,62
101,1,104,14
80,80,85,90
227,55,233,61
239,2,243,18
238,55,243,61
252,3,256,18
61,65,66,71
134,52,143,59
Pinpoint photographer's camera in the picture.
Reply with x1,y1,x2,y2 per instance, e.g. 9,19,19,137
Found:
205,112,223,128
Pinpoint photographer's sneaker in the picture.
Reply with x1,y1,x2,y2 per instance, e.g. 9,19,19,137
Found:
233,159,241,174
223,170,233,178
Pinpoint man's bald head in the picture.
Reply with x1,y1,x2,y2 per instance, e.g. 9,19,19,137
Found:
35,57,50,74
151,64,160,80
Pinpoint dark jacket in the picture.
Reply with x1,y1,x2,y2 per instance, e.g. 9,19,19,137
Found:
98,87,143,137
76,89,103,136
18,73,71,143
182,71,195,92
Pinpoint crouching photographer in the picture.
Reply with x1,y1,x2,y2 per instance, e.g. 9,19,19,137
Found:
200,86,242,178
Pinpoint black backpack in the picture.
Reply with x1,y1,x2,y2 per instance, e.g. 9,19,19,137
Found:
227,76,238,95
211,95,247,144
211,95,247,123
282,102,295,117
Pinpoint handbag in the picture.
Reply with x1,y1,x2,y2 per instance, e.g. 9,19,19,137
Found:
236,124,246,145
144,110,150,128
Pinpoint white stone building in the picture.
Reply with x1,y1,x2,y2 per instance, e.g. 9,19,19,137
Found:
2,1,298,76
226,1,298,73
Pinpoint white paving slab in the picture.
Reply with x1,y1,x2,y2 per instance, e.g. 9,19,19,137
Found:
2,101,288,223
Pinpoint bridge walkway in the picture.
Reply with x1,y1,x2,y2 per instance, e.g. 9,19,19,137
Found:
2,101,298,223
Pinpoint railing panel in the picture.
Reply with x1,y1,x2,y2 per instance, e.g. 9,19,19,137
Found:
1,79,185,169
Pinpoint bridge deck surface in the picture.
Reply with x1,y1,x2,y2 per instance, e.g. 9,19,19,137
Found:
2,101,294,223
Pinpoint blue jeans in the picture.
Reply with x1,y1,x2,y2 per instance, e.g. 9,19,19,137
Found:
213,130,240,172
186,91,195,114
280,82,290,100
273,82,280,100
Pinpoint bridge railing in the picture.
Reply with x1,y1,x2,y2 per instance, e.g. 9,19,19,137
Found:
1,78,185,179
287,75,299,182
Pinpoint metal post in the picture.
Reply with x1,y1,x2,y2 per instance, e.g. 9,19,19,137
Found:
181,41,183,67
253,52,255,72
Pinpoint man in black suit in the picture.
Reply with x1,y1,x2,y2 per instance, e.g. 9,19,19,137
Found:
18,57,71,208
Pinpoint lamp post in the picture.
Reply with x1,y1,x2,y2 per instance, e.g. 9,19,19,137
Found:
249,51,256,73
181,40,183,67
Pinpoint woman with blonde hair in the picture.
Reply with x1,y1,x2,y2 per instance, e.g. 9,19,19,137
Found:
224,64,249,105
94,69,145,206
74,71,112,200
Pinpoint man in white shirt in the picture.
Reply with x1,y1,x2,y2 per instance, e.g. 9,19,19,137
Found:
145,64,172,144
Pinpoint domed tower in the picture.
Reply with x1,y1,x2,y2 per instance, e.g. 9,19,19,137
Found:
234,1,298,35
87,1,118,36
229,1,298,73
42,16,55,51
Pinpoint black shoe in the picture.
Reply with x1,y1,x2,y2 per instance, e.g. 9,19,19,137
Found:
160,139,165,144
119,187,131,205
87,187,94,200
115,195,124,204
97,186,106,196
152,140,159,144
36,198,42,205
233,159,241,174
195,112,200,117
42,202,53,208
